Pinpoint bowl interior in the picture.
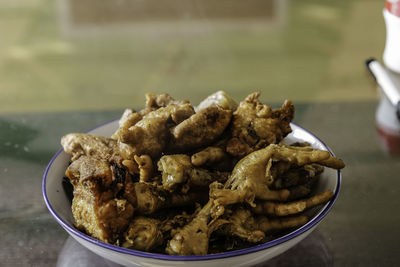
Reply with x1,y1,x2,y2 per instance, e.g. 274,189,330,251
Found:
43,120,341,261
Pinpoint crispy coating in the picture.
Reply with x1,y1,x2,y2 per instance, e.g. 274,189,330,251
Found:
169,106,232,152
112,109,142,140
217,206,308,243
65,156,134,244
165,200,227,255
212,144,344,208
157,154,229,192
226,93,294,158
140,93,191,116
125,182,206,214
118,104,195,158
217,207,265,243
123,217,164,251
66,155,113,186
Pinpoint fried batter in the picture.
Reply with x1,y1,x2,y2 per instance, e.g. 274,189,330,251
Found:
212,144,344,208
140,93,190,116
123,216,164,251
169,106,232,152
157,154,229,192
118,103,195,158
65,156,134,244
226,93,294,158
126,182,206,214
165,200,227,255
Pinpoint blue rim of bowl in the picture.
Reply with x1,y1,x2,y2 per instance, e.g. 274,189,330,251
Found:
42,120,342,261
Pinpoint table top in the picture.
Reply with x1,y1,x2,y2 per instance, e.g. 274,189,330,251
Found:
1,0,400,266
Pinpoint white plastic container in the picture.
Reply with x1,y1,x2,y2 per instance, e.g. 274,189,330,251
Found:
376,93,400,154
383,0,400,73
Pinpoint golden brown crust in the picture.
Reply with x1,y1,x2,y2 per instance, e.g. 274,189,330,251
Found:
226,93,294,158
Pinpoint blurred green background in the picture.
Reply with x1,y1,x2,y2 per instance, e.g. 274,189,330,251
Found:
0,0,384,113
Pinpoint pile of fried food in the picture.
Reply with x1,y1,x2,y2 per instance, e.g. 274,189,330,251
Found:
61,91,345,255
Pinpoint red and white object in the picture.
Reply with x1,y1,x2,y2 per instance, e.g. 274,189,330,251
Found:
383,0,400,73
376,94,400,154
367,59,400,154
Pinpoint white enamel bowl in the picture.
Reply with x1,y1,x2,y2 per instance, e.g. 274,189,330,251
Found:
43,121,342,267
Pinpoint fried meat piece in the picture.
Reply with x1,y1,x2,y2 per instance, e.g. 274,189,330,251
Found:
169,106,232,152
140,93,191,116
217,207,265,243
217,206,308,243
65,156,134,244
118,103,195,158
212,144,345,209
124,182,207,215
61,133,118,161
165,199,227,255
195,90,238,112
111,109,142,140
122,212,194,251
226,92,294,158
123,217,164,251
157,154,229,192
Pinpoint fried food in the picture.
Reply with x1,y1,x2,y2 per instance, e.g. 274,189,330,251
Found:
168,106,232,152
165,199,228,255
61,133,118,161
191,146,228,167
61,91,345,255
226,93,294,158
212,144,344,209
117,103,195,158
157,154,229,192
65,156,134,244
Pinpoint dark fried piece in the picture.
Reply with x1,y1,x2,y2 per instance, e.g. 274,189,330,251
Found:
157,154,229,192
123,217,164,251
118,104,195,158
217,206,308,243
212,144,344,209
165,199,228,255
217,207,265,243
122,212,194,251
226,92,294,158
124,182,207,215
140,93,191,116
66,156,113,186
273,164,324,189
168,106,232,152
65,156,134,244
